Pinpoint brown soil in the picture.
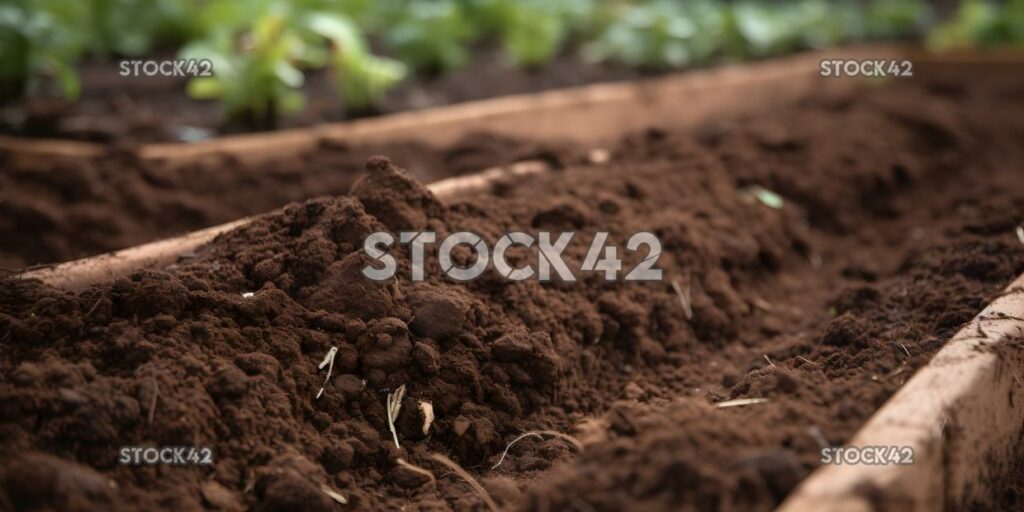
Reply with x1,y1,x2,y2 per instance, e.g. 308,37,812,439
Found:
1,63,1023,512
0,48,642,144
0,132,572,270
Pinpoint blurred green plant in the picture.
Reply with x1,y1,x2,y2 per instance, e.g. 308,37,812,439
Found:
928,0,1024,49
86,0,200,56
865,0,931,39
181,2,406,123
4,0,1018,124
0,1,86,100
181,13,308,127
583,0,729,69
466,0,590,67
725,0,859,59
383,0,477,74
583,0,931,68
306,13,408,111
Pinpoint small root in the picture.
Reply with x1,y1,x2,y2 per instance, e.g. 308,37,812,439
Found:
147,373,160,426
429,453,499,512
670,279,694,321
492,430,584,469
397,458,436,485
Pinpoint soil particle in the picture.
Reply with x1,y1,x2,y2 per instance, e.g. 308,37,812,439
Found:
407,286,472,341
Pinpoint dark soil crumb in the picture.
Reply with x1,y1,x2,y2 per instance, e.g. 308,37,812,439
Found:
1,63,1023,511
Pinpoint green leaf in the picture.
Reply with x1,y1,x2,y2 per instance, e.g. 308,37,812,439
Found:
187,77,224,99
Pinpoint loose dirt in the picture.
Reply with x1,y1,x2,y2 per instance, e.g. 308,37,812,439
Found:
1,63,1023,511
0,132,572,270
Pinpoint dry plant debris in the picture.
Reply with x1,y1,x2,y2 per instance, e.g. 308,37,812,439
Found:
715,398,769,409
670,279,694,320
397,458,436,485
492,430,584,469
387,384,407,449
316,346,338,399
319,484,348,505
419,401,435,435
430,453,499,512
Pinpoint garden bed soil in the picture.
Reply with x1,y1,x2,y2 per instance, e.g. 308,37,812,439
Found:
0,132,574,270
1,63,1024,511
0,48,643,144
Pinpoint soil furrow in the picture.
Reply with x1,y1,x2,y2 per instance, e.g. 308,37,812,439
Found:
1,64,1022,511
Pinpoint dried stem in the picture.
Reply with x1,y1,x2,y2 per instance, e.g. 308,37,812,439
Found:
147,373,160,426
316,346,338,399
671,279,694,320
397,458,436,485
715,397,769,408
429,453,498,512
492,430,583,469
319,484,348,504
387,385,407,449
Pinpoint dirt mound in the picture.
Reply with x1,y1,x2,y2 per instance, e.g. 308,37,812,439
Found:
0,132,573,270
1,64,1023,511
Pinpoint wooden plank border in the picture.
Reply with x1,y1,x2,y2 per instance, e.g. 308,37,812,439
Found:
780,275,1024,511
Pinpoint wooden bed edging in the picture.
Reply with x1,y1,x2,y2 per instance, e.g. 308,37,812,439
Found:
779,274,1024,511
0,45,906,164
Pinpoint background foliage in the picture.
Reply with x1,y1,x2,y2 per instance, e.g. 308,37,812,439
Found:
1,0,1021,122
